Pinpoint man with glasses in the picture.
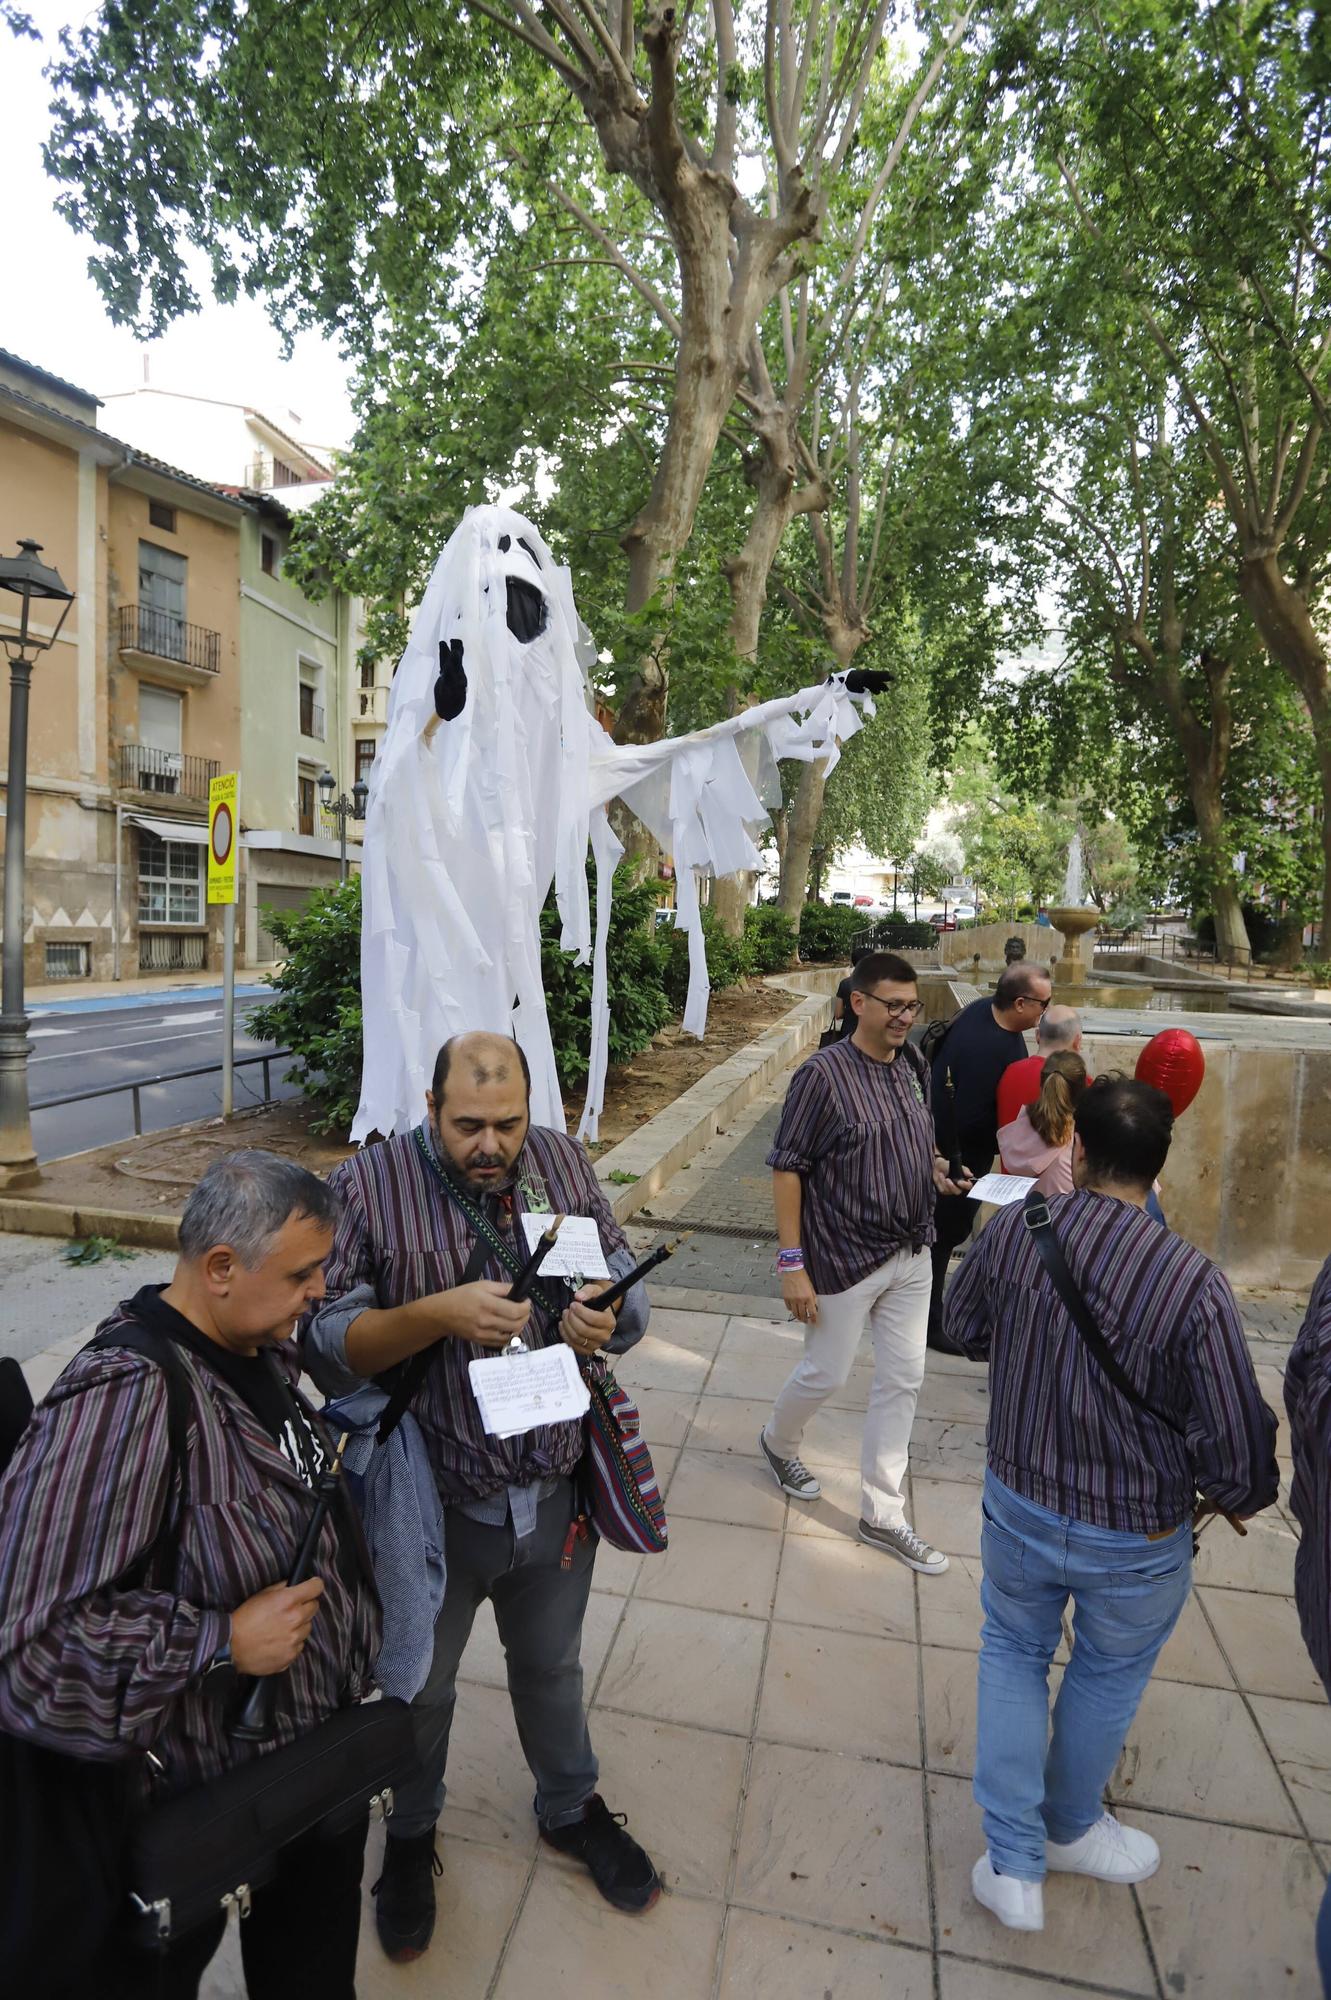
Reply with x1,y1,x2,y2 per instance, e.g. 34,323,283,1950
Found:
758,952,971,1572
927,963,1053,1350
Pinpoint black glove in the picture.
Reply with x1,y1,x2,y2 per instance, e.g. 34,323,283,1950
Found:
434,637,467,721
841,668,893,694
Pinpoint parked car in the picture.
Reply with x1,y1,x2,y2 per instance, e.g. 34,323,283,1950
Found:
953,902,977,921
831,890,853,906
930,913,957,932
874,894,895,912
653,907,679,930
854,893,874,907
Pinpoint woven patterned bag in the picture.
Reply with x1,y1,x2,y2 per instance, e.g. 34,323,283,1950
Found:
582,1366,668,1554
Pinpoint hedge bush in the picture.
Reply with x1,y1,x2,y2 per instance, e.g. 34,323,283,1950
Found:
862,918,935,950
662,905,755,1008
744,904,798,972
798,901,867,961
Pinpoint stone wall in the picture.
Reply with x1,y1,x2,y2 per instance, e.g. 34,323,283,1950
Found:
940,921,1064,973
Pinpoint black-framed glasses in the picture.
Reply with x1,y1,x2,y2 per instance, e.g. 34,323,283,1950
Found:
1018,993,1051,1013
861,994,923,1021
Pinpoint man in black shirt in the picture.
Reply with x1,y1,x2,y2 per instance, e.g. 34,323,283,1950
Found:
928,962,1052,1348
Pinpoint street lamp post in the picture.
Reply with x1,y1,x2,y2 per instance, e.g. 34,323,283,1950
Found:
0,541,75,1189
318,769,369,884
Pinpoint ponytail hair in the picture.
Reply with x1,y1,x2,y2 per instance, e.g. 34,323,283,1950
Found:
1029,1049,1089,1146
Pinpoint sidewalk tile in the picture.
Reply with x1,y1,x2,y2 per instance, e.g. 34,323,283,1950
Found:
938,1966,1100,2000
590,1543,643,1597
923,1646,979,1777
784,1458,866,1540
774,1533,917,1640
460,1591,624,1693
909,1477,983,1559
361,1829,529,2000
1250,1695,1331,1839
637,1516,782,1617
718,1910,934,1998
686,1394,773,1456
646,1306,729,1356
577,1710,745,1897
1135,1813,1323,1998
734,1743,930,1943
757,1624,921,1764
1152,1592,1235,1690
926,1774,1156,1993
705,1349,807,1400
800,1400,876,1466
1191,1508,1299,1594
633,1386,702,1449
918,1556,985,1652
619,1333,714,1394
596,1601,767,1734
493,1871,723,2000
908,1418,989,1484
914,1371,992,1425
667,1447,790,1529
718,1316,805,1356
439,1682,542,1854
1201,1587,1329,1701
1111,1680,1299,1832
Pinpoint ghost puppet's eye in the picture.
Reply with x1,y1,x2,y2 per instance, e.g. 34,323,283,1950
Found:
506,576,548,642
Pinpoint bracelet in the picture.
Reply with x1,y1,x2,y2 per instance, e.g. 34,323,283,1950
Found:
776,1248,806,1273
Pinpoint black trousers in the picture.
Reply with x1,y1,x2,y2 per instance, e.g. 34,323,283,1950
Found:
928,1147,994,1353
102,1811,369,2000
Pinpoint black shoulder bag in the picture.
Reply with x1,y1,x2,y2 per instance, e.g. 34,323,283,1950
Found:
0,1325,192,1998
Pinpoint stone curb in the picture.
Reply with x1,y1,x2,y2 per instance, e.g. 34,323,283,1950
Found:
593,975,839,1224
0,1196,180,1252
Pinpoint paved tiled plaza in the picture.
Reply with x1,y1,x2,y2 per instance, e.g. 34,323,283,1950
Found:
192,1279,1327,1998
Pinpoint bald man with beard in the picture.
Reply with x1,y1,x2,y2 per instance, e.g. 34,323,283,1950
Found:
303,1033,660,1963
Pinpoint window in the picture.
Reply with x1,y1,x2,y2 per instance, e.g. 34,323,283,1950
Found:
261,533,278,576
44,941,90,980
272,456,300,488
137,541,187,659
355,739,376,784
298,775,316,837
138,831,203,926
148,500,177,534
360,660,376,689
299,682,324,739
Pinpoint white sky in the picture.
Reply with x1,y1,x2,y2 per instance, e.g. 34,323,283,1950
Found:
0,0,355,452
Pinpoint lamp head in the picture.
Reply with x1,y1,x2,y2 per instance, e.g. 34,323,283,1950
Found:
0,539,75,658
352,777,369,819
317,768,335,806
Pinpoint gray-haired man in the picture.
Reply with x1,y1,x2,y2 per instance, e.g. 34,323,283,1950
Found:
0,1151,380,1999
995,1006,1083,1132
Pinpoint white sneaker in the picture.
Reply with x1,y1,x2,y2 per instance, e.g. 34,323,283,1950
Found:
1046,1811,1160,1884
971,1853,1044,1931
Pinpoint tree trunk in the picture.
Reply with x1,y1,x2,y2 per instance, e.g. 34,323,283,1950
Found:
777,759,828,921
1238,552,1331,944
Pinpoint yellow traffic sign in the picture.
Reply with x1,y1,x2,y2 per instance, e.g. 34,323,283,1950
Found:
208,772,239,905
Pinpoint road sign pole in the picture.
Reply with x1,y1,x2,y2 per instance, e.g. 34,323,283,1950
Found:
222,902,235,1118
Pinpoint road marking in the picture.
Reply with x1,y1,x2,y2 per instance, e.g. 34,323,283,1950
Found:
30,1026,268,1063
29,1027,74,1040
158,1010,221,1025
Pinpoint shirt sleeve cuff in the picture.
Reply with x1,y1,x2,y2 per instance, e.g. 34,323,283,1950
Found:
767,1149,811,1174
301,1284,380,1396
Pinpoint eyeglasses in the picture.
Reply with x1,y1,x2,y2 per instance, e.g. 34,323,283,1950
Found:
1018,994,1051,1013
861,994,923,1021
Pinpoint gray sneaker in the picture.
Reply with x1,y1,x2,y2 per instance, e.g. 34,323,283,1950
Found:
759,1428,822,1500
859,1519,949,1574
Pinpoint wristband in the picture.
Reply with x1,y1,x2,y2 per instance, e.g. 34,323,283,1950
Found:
776,1248,806,1273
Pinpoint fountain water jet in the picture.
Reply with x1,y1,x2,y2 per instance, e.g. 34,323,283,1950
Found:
1050,830,1099,987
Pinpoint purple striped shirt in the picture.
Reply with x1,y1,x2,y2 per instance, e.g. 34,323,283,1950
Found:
767,1037,937,1296
945,1190,1279,1534
303,1123,636,1504
1284,1253,1331,1698
0,1309,380,1789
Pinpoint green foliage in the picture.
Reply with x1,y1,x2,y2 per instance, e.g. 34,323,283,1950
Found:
62,1235,134,1266
798,903,865,963
1195,904,1282,961
744,905,798,974
249,880,364,1136
662,908,755,1010
539,869,671,1092
861,919,936,950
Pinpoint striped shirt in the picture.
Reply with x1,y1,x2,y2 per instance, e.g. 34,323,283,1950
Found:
0,1307,380,1789
767,1036,937,1296
302,1122,639,1504
945,1189,1278,1534
1284,1253,1331,1699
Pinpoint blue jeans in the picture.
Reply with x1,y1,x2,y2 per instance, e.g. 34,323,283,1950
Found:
1318,1868,1331,1997
974,1469,1193,1879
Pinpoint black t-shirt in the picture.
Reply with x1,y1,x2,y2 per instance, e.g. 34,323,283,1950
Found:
834,974,855,1037
930,997,1027,1162
127,1284,327,1488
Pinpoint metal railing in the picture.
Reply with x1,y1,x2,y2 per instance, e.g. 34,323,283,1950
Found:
1104,928,1259,980
118,603,221,675
31,1049,295,1136
119,744,220,799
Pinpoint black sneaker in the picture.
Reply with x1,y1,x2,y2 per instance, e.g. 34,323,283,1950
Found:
541,1795,662,1912
372,1827,443,1962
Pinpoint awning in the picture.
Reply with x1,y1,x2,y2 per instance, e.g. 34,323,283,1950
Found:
124,812,209,846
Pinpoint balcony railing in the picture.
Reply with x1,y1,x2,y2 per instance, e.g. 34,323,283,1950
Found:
118,603,221,676
119,744,220,801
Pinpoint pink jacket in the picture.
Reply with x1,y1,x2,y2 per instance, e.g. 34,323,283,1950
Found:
996,1106,1075,1196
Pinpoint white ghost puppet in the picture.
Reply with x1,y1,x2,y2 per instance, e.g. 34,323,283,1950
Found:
355,504,883,1145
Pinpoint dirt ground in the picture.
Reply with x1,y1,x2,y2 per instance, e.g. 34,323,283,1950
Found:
14,982,802,1221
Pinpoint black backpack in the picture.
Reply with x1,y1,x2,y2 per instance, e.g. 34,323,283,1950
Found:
917,1014,953,1067
0,1326,192,1997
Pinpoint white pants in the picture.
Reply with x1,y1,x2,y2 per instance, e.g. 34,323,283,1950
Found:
766,1246,931,1529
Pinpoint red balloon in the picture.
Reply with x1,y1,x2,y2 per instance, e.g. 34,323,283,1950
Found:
1135,1029,1206,1117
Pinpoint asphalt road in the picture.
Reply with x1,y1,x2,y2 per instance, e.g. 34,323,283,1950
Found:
26,994,297,1163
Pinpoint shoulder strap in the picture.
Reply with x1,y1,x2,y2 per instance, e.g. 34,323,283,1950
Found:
411,1126,564,1319
375,1232,491,1446
1021,1192,1186,1440
89,1324,193,1582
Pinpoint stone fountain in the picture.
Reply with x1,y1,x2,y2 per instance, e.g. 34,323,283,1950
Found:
1050,832,1100,988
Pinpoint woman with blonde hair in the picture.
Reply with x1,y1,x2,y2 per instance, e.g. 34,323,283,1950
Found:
997,1049,1089,1195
